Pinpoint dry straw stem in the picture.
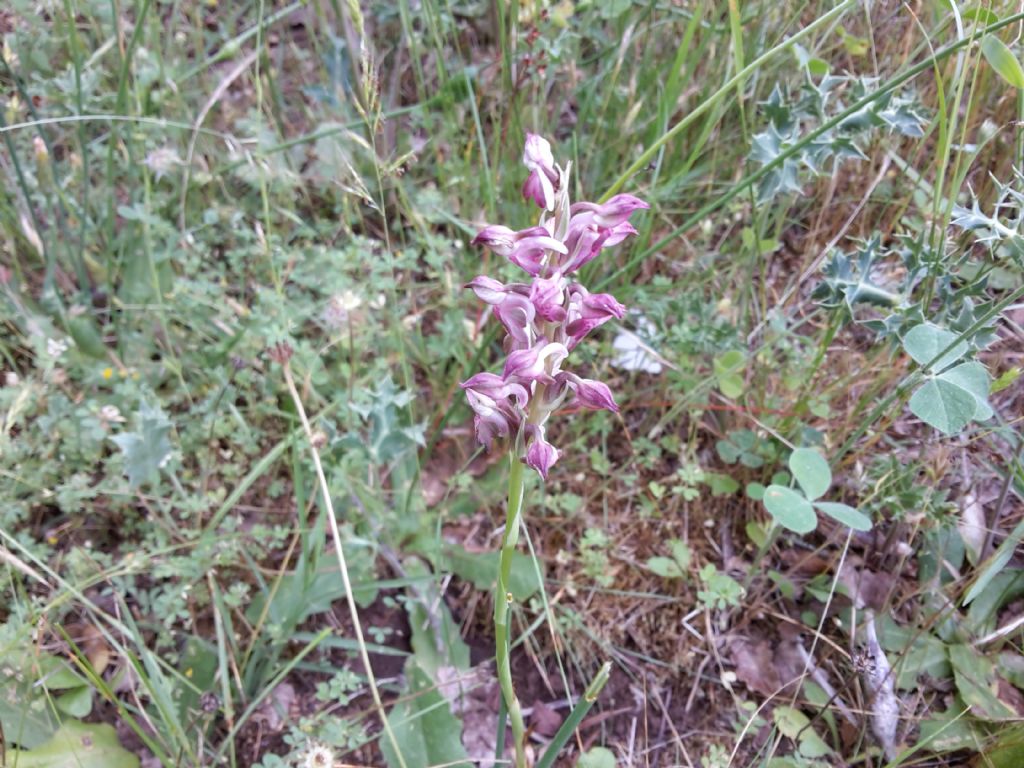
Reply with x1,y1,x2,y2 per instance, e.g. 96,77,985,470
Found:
281,362,407,768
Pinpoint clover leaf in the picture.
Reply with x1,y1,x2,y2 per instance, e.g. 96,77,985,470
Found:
762,447,871,534
901,323,992,435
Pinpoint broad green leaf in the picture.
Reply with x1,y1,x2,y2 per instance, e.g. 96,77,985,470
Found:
949,643,1017,721
175,636,218,722
67,316,107,359
442,544,542,601
0,686,59,749
1000,651,1024,690
964,518,1024,604
404,559,470,677
798,728,832,758
908,377,978,434
713,350,746,398
381,661,470,768
902,323,967,371
773,705,810,738
813,502,872,531
800,682,834,732
6,721,139,768
981,36,1024,89
893,633,950,689
840,28,869,56
596,0,632,19
55,686,93,718
763,486,817,533
964,8,1000,25
0,650,61,748
788,448,831,501
938,361,992,420
979,725,1024,768
917,707,978,752
965,570,1024,636
768,570,795,600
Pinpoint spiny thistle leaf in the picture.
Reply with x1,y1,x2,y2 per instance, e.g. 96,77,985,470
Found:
109,403,174,488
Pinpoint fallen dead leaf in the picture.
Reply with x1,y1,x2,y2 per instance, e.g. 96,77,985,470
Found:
727,636,782,697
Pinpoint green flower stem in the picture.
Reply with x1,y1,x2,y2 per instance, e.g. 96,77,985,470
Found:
496,454,527,768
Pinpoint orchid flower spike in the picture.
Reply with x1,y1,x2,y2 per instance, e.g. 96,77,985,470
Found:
464,134,647,478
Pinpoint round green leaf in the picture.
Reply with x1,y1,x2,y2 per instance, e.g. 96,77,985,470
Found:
55,686,93,718
578,747,617,768
773,704,810,738
789,447,831,501
981,35,1024,89
902,323,967,372
763,485,817,533
938,361,992,421
646,557,684,579
814,502,872,531
745,482,766,501
713,350,746,399
909,377,978,435
799,729,833,758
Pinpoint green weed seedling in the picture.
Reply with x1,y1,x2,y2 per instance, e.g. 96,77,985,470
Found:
762,447,871,534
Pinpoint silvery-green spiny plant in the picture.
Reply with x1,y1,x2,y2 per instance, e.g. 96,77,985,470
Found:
463,134,647,767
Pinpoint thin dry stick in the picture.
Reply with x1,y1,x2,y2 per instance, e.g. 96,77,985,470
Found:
281,360,407,768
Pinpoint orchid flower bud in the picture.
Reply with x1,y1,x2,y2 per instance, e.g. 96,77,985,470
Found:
467,275,513,305
560,372,620,412
522,134,559,211
472,225,517,256
524,424,560,478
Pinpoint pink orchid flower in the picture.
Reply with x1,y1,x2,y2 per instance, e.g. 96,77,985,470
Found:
570,194,650,228
464,133,647,478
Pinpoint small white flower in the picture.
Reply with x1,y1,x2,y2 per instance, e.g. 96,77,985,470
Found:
100,405,125,424
46,338,69,358
323,290,363,329
144,147,183,181
301,742,335,768
338,290,362,311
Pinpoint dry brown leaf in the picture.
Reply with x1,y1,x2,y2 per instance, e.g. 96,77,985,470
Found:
530,699,562,738
727,636,782,697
